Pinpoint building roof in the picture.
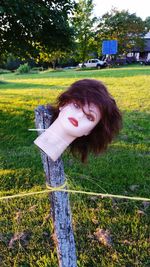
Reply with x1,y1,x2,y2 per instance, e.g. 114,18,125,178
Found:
144,32,150,39
132,32,150,52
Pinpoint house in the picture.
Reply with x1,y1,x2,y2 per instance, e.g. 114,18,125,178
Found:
127,32,150,62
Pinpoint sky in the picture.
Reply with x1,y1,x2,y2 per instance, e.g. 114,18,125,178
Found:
93,0,150,20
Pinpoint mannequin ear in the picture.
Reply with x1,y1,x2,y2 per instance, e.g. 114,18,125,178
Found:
59,106,62,111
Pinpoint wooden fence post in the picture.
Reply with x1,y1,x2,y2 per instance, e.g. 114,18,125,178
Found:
34,105,77,267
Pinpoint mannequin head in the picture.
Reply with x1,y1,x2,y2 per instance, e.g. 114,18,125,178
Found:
48,79,122,162
57,101,101,137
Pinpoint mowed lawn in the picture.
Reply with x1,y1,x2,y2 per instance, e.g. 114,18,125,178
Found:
0,66,150,266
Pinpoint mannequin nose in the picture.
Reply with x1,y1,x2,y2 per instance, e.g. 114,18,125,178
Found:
76,110,84,120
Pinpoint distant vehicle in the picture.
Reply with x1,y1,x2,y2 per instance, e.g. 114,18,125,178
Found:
78,58,108,69
144,60,150,65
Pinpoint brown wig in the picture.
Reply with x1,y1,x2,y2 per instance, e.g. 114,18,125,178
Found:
48,79,122,162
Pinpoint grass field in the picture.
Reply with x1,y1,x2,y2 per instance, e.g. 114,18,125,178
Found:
0,65,150,266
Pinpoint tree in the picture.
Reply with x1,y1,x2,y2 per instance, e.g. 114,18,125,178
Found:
0,0,75,60
96,9,146,55
72,0,97,62
145,17,150,31
38,47,68,69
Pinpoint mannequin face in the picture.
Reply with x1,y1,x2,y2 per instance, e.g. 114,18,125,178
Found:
58,101,101,137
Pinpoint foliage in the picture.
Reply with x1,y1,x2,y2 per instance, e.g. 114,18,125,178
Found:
72,0,97,62
144,16,150,31
0,53,22,70
0,66,150,266
38,46,68,69
96,9,146,55
0,0,75,60
0,68,11,74
17,63,31,74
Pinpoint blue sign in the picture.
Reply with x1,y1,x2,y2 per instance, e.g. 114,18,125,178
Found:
102,40,118,55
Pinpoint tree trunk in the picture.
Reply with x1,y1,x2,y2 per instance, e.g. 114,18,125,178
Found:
34,105,77,267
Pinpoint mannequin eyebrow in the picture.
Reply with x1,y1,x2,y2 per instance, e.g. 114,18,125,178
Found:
82,107,97,119
72,100,97,119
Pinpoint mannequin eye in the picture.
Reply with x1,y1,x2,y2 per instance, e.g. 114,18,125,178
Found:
73,102,80,109
86,114,95,121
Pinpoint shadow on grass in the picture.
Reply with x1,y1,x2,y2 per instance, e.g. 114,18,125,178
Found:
0,81,8,84
0,108,36,148
76,67,150,78
49,66,150,78
1,66,150,82
0,108,149,194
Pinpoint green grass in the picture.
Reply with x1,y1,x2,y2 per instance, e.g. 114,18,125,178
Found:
0,66,150,266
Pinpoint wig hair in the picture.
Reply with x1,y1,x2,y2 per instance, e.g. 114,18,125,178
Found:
48,79,122,162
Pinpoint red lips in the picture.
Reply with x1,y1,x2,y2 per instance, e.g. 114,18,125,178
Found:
68,117,78,127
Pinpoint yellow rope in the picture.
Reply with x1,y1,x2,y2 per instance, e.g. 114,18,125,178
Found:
46,181,67,190
0,182,150,202
0,182,67,200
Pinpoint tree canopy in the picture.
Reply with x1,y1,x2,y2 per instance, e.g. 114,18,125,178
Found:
96,9,146,55
144,16,150,31
0,0,75,59
72,0,97,62
0,2,149,67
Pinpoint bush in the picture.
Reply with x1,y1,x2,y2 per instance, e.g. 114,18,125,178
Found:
0,68,11,74
31,66,44,71
17,63,31,74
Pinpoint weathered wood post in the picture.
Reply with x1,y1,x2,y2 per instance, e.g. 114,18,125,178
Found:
35,105,77,267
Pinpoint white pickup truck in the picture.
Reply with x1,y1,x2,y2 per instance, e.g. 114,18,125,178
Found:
78,58,107,69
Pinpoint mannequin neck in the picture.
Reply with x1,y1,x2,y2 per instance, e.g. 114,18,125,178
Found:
34,117,76,161
49,118,76,144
